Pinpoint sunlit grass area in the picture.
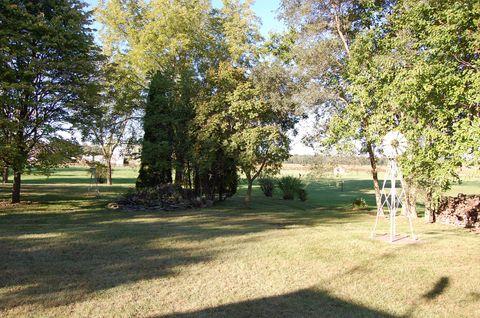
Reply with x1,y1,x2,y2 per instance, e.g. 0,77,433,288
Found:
0,165,479,317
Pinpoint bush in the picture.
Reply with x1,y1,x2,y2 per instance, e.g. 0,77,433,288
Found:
277,176,304,200
298,188,308,201
87,162,108,184
352,197,368,209
258,176,275,197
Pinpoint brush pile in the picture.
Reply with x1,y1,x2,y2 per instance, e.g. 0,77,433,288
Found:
435,194,480,230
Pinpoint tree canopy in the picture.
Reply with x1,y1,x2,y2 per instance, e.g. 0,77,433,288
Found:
347,0,480,218
0,0,101,202
1,0,478,211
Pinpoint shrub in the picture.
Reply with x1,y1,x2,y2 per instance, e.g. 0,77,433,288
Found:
352,197,368,209
87,162,108,184
278,176,304,200
258,176,275,197
298,188,308,201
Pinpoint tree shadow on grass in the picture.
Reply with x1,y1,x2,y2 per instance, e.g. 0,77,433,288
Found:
0,200,370,312
22,177,136,185
0,178,408,312
0,216,216,310
155,288,397,318
422,277,449,300
0,191,385,313
156,274,455,318
402,276,451,317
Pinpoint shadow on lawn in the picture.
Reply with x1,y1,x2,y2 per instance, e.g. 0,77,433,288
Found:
156,274,453,318
0,178,385,312
422,277,449,300
156,288,397,318
22,177,136,185
0,203,373,311
0,211,216,310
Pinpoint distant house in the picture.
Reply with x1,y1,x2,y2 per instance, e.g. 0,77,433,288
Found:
81,144,141,167
333,166,346,178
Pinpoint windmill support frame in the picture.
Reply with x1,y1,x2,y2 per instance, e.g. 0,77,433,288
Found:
371,159,416,242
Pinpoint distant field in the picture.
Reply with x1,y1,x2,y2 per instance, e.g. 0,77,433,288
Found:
0,165,479,317
19,165,139,186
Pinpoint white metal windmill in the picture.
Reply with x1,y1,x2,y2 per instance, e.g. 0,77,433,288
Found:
371,131,416,242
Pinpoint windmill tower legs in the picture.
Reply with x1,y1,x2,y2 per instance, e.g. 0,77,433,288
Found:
371,160,416,242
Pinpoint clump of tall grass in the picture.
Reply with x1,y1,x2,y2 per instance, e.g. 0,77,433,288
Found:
258,176,276,197
277,176,307,201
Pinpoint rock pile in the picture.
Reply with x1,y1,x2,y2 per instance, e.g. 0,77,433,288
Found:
435,194,480,230
108,184,215,212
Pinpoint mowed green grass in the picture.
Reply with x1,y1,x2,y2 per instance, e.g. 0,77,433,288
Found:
0,166,479,317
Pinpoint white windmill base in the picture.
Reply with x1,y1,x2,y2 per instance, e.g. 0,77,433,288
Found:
371,159,416,243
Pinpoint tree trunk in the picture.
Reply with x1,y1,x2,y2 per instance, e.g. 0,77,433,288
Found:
366,141,383,216
194,167,201,197
2,166,8,184
175,168,183,187
175,158,184,187
402,180,418,218
425,188,435,223
187,162,192,190
244,179,253,208
106,159,113,185
219,177,224,202
12,170,21,203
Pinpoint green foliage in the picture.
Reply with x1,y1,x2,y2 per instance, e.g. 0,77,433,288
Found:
73,63,141,185
192,62,242,200
298,188,308,202
277,176,305,200
279,0,394,212
97,1,262,202
95,0,261,84
0,0,101,202
347,0,480,217
88,162,108,184
225,61,300,206
258,177,276,197
96,0,301,207
352,197,367,209
281,0,479,217
136,70,177,188
32,138,83,177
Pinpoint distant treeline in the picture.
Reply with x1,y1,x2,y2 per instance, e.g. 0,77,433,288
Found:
285,155,387,166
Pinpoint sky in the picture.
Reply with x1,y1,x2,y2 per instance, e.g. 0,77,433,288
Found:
84,0,314,155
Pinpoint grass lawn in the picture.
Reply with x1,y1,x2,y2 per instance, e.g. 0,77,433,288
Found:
0,166,479,317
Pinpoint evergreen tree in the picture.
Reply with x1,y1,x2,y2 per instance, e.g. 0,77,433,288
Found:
136,71,176,188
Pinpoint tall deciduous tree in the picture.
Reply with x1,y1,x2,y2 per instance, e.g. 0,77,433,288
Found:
192,62,242,200
73,64,142,185
279,0,394,214
348,0,480,221
227,61,299,207
97,0,263,201
0,0,100,203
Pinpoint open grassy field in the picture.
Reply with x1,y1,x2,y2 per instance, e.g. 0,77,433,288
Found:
0,165,479,317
